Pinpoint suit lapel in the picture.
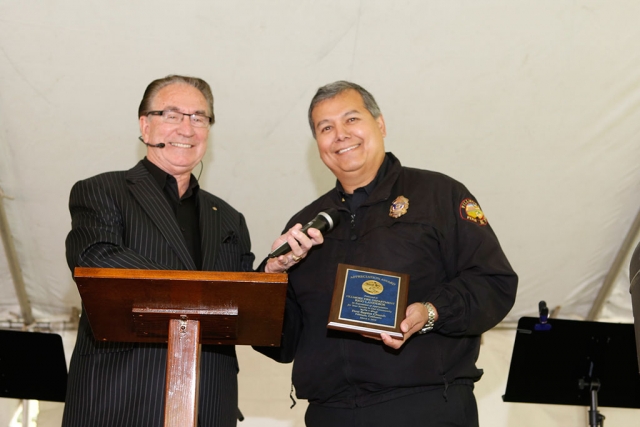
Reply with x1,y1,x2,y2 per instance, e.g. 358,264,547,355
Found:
126,162,197,270
199,193,221,271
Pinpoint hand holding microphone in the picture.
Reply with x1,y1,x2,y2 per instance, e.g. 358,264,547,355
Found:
269,208,340,258
265,208,340,273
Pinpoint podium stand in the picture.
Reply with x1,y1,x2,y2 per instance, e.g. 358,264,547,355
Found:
503,317,640,426
74,267,288,427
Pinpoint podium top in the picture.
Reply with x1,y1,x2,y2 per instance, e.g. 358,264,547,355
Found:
503,317,640,409
74,267,288,283
74,267,288,346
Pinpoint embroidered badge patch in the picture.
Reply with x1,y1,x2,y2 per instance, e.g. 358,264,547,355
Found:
460,198,488,225
389,195,409,218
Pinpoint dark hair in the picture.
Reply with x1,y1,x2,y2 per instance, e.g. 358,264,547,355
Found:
138,75,215,125
308,80,381,137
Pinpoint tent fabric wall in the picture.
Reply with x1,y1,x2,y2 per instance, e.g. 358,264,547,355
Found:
1,1,639,426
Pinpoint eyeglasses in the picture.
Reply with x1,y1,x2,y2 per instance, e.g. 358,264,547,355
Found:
146,110,212,128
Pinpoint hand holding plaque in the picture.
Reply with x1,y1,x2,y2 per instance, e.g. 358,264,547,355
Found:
327,264,409,338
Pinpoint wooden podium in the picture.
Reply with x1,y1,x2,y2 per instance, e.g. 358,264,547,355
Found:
73,267,288,427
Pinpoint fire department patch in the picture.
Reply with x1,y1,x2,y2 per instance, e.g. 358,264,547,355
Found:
460,198,488,225
389,195,409,218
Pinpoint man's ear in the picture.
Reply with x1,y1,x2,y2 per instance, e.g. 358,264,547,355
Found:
376,114,387,138
139,116,150,142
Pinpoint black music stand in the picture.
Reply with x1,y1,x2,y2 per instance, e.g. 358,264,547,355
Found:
0,329,68,402
503,317,640,427
629,240,640,373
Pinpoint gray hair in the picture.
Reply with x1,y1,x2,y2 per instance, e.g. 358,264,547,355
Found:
138,75,215,125
308,81,381,137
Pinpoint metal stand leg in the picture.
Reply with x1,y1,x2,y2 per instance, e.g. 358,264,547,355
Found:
580,378,605,427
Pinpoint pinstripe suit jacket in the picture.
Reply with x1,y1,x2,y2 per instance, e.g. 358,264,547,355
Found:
62,161,255,427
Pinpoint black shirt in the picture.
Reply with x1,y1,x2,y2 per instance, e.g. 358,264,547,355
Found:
337,155,390,214
142,157,202,269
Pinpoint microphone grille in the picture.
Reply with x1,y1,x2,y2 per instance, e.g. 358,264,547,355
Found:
322,208,340,230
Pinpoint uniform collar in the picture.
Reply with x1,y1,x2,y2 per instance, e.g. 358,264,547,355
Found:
332,152,401,207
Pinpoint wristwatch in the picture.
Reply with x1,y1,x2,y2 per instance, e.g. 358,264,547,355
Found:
417,302,436,334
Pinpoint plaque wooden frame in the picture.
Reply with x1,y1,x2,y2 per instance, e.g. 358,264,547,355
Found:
73,267,288,427
327,264,409,338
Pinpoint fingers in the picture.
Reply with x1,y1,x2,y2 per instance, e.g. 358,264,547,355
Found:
380,333,405,349
288,226,311,255
379,303,431,349
305,227,324,245
264,255,291,273
400,303,429,334
266,224,325,273
285,225,325,254
362,332,404,350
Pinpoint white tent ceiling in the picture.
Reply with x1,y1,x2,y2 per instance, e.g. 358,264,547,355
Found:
1,1,639,426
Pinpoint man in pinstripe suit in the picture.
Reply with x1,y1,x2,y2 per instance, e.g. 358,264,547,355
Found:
62,75,256,427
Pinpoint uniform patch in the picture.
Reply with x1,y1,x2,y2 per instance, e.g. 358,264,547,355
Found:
460,198,488,225
389,195,409,218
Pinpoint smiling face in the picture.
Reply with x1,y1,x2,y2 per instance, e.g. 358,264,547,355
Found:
311,89,387,192
139,83,210,178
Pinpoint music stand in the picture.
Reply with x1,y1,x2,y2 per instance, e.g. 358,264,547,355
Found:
503,317,640,427
74,267,288,427
0,329,67,402
629,240,640,373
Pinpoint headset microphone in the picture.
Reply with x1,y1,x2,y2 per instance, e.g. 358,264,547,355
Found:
138,136,165,148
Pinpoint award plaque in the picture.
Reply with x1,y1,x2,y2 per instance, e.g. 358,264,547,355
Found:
327,264,409,338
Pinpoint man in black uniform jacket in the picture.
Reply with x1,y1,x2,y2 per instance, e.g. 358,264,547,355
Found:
259,81,518,427
63,75,255,427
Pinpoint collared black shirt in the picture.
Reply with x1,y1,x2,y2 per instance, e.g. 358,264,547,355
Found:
142,157,202,269
337,155,391,214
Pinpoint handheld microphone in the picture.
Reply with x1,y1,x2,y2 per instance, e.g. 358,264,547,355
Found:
139,136,165,148
269,208,340,258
